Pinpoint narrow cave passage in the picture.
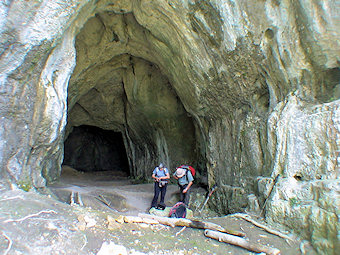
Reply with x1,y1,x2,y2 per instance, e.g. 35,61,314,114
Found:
63,125,129,176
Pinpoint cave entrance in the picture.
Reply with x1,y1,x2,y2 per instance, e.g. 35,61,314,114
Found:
63,10,205,184
62,125,129,176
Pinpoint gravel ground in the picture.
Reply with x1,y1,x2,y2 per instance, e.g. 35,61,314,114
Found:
0,166,317,255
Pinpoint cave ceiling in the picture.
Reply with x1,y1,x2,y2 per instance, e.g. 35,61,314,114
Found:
66,10,199,174
0,2,339,251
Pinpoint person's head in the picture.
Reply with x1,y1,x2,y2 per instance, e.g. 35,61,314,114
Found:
159,163,164,169
175,168,186,178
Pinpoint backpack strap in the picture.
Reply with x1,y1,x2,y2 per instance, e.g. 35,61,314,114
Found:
180,165,189,182
156,167,168,182
185,169,189,183
156,167,164,178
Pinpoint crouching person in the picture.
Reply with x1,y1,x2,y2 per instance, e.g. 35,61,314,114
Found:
173,167,194,206
150,163,170,210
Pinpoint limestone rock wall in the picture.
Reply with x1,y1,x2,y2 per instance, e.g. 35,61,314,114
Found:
0,0,87,188
265,94,339,254
0,0,339,253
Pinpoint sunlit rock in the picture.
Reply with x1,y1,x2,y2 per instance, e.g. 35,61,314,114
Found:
0,0,339,253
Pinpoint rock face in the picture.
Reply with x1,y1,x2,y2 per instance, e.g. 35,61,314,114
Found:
0,0,339,253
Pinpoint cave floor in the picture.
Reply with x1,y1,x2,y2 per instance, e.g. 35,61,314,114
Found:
0,166,317,254
48,165,183,215
46,166,316,255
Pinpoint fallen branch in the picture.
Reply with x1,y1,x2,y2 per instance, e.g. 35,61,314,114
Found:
138,213,175,227
81,234,87,250
123,216,159,224
77,193,84,206
4,210,57,223
70,191,76,206
99,195,110,206
109,215,159,226
95,196,118,212
205,229,280,255
138,213,245,237
260,174,280,217
2,232,13,255
0,195,23,202
176,226,186,236
231,213,292,241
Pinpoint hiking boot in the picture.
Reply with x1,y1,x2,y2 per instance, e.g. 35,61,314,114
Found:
156,204,166,210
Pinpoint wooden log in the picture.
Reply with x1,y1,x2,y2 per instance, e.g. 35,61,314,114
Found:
123,216,159,224
138,213,245,237
110,215,159,225
123,216,144,223
205,229,281,255
138,213,177,227
114,215,125,224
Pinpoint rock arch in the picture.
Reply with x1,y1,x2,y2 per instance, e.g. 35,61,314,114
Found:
0,1,339,252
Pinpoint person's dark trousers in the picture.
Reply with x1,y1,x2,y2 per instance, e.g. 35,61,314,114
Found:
179,184,191,206
151,182,167,208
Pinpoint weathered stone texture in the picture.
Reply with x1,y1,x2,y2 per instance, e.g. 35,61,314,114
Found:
266,95,339,253
0,0,339,253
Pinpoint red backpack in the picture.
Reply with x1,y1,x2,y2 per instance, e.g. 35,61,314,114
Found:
169,202,187,218
180,165,196,177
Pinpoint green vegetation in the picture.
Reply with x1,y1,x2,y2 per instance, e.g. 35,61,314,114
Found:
289,197,298,207
17,180,32,192
129,175,148,184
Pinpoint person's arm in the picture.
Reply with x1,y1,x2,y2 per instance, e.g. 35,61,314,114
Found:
173,173,178,180
159,173,170,180
183,181,193,193
160,168,170,180
152,168,160,182
152,173,159,182
183,171,194,193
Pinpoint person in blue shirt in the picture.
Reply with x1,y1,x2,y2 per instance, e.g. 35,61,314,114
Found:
150,163,170,209
173,167,194,206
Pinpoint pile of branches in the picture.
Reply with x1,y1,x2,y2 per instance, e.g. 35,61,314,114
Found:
111,212,290,255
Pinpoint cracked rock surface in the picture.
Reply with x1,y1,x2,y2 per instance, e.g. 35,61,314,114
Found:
0,1,339,253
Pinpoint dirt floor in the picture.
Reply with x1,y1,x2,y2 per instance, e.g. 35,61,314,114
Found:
0,166,318,255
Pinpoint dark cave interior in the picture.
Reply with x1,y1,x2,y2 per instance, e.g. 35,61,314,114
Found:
63,125,129,175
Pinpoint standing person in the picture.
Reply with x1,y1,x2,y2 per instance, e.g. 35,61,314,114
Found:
173,167,194,206
150,163,170,210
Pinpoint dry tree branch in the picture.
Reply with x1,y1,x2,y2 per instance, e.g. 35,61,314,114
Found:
230,213,292,241
77,193,84,206
70,192,76,205
2,232,13,255
175,226,187,236
81,234,88,250
4,210,57,223
0,196,23,202
205,229,281,255
139,213,245,237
